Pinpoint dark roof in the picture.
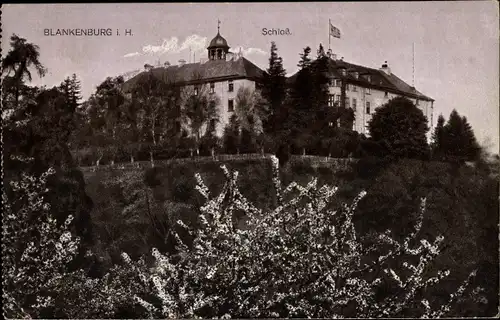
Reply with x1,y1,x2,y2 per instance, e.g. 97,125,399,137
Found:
122,57,265,92
208,32,229,49
287,58,434,101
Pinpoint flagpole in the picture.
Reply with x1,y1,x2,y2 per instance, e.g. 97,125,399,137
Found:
328,18,331,52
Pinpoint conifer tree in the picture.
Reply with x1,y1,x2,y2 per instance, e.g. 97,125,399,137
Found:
441,110,481,162
431,114,446,160
223,114,240,154
262,42,287,135
290,47,314,142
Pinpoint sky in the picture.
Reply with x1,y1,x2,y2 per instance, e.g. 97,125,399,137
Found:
2,2,499,152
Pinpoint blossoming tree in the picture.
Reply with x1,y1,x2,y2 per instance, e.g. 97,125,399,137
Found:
123,155,479,318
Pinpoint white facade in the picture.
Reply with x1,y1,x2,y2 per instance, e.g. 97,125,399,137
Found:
328,83,434,137
181,78,257,137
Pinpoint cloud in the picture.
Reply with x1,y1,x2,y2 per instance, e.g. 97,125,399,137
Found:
123,52,140,58
123,36,268,60
232,46,267,56
123,34,208,58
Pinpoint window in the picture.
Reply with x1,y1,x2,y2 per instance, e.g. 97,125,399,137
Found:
228,99,234,112
352,98,357,110
210,82,215,94
385,91,388,98
209,119,216,130
346,84,350,91
228,80,234,92
335,95,341,103
329,122,334,127
328,94,335,107
194,87,199,96
340,69,347,76
365,87,371,95
337,119,341,127
352,85,357,92
346,97,350,108
335,79,342,87
366,101,371,114
366,75,371,82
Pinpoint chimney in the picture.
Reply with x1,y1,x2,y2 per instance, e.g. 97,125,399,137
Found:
380,60,391,75
163,61,171,67
178,59,186,66
144,63,154,71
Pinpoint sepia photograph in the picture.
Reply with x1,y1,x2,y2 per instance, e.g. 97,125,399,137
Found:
2,2,499,318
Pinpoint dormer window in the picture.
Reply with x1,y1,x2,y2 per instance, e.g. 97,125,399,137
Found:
340,68,347,76
353,72,359,79
365,75,371,82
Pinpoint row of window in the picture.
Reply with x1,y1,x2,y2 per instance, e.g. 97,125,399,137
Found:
328,95,372,114
194,80,234,96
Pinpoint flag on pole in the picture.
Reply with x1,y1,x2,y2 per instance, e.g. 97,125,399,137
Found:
329,22,341,38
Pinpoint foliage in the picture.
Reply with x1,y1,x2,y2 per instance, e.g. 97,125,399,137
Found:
368,96,430,160
432,110,481,163
122,156,479,318
3,167,80,318
180,81,220,152
223,114,241,154
261,41,287,135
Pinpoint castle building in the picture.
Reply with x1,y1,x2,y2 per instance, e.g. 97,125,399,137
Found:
123,26,265,137
123,25,434,139
289,56,434,136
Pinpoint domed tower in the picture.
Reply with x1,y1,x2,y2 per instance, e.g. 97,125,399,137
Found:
207,20,230,61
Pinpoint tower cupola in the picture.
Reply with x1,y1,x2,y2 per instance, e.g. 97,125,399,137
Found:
207,20,230,61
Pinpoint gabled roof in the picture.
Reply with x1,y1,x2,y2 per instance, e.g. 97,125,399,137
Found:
287,58,434,101
122,57,265,92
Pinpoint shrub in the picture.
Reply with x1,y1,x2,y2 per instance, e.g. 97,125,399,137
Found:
122,156,480,318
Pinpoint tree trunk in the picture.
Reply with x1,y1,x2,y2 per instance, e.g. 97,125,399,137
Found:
303,148,306,156
150,151,154,168
130,155,134,164
110,159,115,166
96,154,103,167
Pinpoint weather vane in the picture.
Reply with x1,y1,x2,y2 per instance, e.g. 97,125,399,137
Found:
218,19,221,33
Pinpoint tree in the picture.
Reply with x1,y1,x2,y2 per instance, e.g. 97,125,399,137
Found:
180,78,220,156
262,42,287,135
439,110,481,163
3,167,80,318
223,114,240,154
368,96,430,159
131,72,180,164
234,86,268,153
2,34,47,108
431,114,446,160
121,156,479,318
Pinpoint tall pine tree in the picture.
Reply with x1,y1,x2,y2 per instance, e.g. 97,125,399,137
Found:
440,110,481,163
431,114,446,160
262,42,287,135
